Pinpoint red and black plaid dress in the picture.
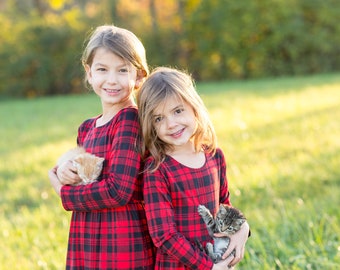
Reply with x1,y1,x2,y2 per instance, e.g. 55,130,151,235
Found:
143,148,231,269
60,107,155,270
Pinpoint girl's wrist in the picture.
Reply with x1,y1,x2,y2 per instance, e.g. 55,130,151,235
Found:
243,221,251,237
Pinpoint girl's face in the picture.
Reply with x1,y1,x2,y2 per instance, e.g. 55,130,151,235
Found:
153,95,197,152
85,47,142,109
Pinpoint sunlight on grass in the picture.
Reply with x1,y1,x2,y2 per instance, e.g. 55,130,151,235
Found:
1,73,339,269
0,141,75,269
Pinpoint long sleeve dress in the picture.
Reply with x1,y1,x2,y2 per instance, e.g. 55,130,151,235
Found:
60,107,155,270
143,148,231,270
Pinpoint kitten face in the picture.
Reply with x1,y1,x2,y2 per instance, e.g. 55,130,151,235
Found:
73,154,104,184
216,205,246,235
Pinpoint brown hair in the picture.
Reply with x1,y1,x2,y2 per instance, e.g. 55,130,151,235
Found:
137,67,217,172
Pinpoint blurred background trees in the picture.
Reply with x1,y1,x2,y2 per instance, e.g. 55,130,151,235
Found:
0,0,339,98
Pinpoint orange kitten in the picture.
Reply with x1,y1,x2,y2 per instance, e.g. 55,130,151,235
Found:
57,147,104,185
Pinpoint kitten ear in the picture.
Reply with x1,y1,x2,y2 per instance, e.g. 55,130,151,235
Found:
236,218,246,226
219,204,227,214
73,155,83,163
97,157,105,164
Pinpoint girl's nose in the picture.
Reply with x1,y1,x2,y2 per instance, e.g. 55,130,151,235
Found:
165,116,176,129
107,72,117,84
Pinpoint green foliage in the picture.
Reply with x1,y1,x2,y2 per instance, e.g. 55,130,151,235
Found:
0,73,339,269
0,0,340,98
1,23,84,97
186,0,340,79
0,3,88,98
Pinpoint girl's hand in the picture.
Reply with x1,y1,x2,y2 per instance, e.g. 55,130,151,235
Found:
214,221,250,268
48,166,63,197
212,254,235,270
57,160,82,185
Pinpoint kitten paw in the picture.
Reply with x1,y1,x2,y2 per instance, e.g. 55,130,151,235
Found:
198,205,209,216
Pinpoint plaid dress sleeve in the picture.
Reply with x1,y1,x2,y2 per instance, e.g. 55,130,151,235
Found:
144,152,229,270
216,148,231,206
60,108,141,211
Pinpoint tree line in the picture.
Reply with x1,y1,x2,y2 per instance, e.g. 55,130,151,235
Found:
0,0,339,98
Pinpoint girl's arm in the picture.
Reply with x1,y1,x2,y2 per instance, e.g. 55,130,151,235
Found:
144,167,214,270
218,221,250,267
49,166,62,196
217,148,231,206
212,256,235,270
60,109,141,211
217,148,250,267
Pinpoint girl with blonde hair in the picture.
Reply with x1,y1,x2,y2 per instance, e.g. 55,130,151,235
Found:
137,67,249,269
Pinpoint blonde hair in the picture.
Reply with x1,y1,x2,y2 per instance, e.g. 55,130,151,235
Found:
137,67,217,171
81,25,149,85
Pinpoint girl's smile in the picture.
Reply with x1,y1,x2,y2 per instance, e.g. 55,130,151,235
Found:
104,88,121,94
169,128,185,138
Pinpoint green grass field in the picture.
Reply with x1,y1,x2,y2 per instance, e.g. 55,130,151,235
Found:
1,73,339,269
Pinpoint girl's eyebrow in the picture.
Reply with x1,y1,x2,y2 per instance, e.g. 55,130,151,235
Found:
171,104,184,111
93,62,129,68
93,62,106,67
117,63,129,68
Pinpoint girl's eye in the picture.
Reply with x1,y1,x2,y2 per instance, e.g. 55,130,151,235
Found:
119,68,129,73
154,116,163,123
174,108,184,114
97,68,106,72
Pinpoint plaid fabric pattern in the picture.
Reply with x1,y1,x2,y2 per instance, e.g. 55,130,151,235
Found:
60,107,155,269
144,148,231,270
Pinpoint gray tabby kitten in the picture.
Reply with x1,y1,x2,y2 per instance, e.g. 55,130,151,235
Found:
198,204,246,263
